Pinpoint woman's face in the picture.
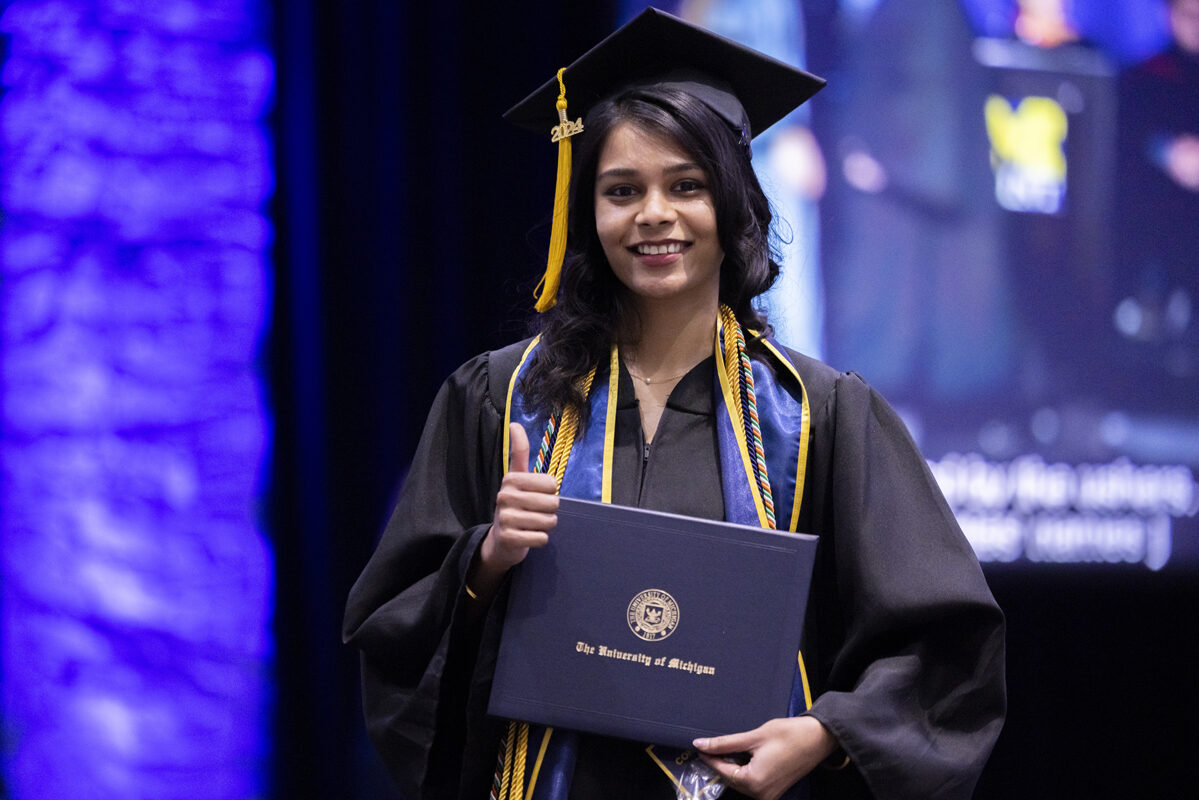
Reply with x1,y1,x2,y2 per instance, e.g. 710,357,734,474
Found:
593,122,724,313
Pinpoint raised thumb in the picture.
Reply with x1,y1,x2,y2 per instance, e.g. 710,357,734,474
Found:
508,422,531,474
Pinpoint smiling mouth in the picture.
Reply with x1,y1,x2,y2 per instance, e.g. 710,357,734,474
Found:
631,241,687,255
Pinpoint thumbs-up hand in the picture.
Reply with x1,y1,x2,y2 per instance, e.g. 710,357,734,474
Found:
479,423,561,573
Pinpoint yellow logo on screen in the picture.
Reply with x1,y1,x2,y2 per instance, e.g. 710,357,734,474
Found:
984,95,1068,214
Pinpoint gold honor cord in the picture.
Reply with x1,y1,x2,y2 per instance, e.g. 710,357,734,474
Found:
719,305,746,426
544,369,592,488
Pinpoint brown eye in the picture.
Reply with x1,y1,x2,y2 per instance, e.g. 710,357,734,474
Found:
603,184,638,198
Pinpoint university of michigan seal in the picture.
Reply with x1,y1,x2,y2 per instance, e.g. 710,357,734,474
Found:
626,589,680,642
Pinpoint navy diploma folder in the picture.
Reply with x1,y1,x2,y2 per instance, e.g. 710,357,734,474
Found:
487,497,818,748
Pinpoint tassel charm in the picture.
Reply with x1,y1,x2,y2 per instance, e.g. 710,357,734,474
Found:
551,103,584,142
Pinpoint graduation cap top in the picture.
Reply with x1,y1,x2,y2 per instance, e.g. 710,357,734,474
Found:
505,7,825,141
505,7,826,311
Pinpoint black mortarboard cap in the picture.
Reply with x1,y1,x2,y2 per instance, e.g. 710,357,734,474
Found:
504,7,825,141
507,7,826,312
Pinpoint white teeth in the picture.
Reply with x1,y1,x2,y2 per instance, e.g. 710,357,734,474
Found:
636,242,683,255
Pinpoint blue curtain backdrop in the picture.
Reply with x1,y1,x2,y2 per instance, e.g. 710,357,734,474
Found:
0,1,274,797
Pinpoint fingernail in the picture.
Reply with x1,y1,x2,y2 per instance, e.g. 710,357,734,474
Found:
692,738,708,749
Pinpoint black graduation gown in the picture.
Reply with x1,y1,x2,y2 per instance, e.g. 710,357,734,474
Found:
342,338,1006,800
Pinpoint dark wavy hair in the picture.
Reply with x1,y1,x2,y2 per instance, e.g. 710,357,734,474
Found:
521,85,781,417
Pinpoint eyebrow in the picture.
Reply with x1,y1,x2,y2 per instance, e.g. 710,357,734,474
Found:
596,162,705,181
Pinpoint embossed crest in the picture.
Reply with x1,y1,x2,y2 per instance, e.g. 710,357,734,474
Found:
626,589,680,642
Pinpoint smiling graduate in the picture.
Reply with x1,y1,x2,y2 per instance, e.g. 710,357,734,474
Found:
343,9,1006,800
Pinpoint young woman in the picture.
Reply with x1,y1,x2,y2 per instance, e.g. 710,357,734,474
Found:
343,10,1005,800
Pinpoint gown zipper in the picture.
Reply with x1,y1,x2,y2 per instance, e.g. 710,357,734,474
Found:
639,439,651,499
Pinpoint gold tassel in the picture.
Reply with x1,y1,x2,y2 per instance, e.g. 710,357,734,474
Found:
534,68,584,313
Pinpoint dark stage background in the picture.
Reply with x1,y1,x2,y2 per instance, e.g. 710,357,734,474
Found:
275,1,1197,798
4,1,1194,798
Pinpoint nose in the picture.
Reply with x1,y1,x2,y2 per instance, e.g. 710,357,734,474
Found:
636,187,677,227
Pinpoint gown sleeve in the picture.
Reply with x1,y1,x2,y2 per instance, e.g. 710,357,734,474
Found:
341,346,517,798
801,370,1006,800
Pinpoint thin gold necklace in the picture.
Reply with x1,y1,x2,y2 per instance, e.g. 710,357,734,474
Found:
626,367,689,386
